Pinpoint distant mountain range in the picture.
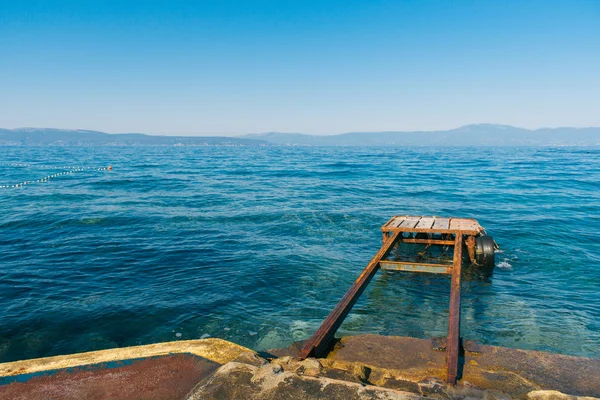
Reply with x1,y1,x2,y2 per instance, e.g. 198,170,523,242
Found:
243,124,600,146
0,128,270,146
1,124,599,146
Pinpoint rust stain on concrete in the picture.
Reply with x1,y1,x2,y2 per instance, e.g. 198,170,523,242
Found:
0,353,217,400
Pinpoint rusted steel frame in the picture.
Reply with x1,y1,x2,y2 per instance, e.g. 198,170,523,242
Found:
385,233,457,245
300,230,403,359
400,238,455,245
382,231,391,244
465,235,477,265
446,234,463,384
379,261,451,274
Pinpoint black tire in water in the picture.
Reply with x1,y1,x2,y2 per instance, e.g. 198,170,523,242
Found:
475,235,495,267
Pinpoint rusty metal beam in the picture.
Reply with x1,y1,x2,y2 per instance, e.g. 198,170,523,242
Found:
299,230,402,359
379,261,451,274
400,238,455,246
446,234,463,384
382,232,390,244
466,235,477,265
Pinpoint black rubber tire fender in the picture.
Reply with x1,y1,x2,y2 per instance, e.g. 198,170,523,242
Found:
475,235,495,267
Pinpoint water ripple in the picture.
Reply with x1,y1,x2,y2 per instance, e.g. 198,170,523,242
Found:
0,146,599,362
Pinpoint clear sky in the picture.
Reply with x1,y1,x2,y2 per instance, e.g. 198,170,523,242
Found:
1,0,599,135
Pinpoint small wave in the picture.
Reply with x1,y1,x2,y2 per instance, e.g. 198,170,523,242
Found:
80,218,105,225
496,260,513,269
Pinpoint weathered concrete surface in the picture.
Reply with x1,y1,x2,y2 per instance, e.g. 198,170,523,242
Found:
185,361,420,400
185,349,600,400
1,336,599,399
0,339,258,400
462,342,600,398
320,335,600,398
267,355,497,399
0,338,251,377
0,354,218,400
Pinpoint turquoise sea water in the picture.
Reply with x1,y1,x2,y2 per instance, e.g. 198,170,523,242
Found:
1,146,599,362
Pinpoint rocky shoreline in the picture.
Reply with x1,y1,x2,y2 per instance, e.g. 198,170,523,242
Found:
1,336,598,400
186,335,599,400
186,353,595,400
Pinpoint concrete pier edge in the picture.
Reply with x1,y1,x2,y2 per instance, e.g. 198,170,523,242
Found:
0,338,252,377
1,335,598,399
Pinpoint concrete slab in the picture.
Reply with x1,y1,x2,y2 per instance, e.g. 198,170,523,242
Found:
324,335,600,398
0,354,218,400
0,339,258,400
1,336,598,399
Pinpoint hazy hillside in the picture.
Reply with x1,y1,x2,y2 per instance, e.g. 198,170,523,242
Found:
1,124,599,146
244,124,600,146
0,128,270,146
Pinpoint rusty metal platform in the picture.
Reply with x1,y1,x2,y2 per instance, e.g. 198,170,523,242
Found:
300,215,495,385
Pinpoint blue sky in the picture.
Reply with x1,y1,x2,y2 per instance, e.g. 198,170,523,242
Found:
1,0,599,135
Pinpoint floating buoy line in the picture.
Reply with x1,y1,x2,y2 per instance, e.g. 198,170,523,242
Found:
0,163,112,189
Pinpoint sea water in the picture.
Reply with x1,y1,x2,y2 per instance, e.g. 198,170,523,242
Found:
1,145,599,362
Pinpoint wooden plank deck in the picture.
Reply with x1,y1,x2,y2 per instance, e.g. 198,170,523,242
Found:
449,219,480,231
382,216,482,234
389,216,405,228
415,217,435,229
399,216,421,229
432,218,450,230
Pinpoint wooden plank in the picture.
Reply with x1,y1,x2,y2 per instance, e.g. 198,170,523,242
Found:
449,218,480,232
382,217,397,228
433,218,450,230
415,217,435,229
299,230,403,359
390,216,406,228
383,216,483,232
446,234,463,384
399,216,421,229
382,217,396,228
449,219,471,230
380,261,451,274
382,216,405,230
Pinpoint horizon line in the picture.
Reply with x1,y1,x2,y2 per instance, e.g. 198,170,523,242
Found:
3,123,600,137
